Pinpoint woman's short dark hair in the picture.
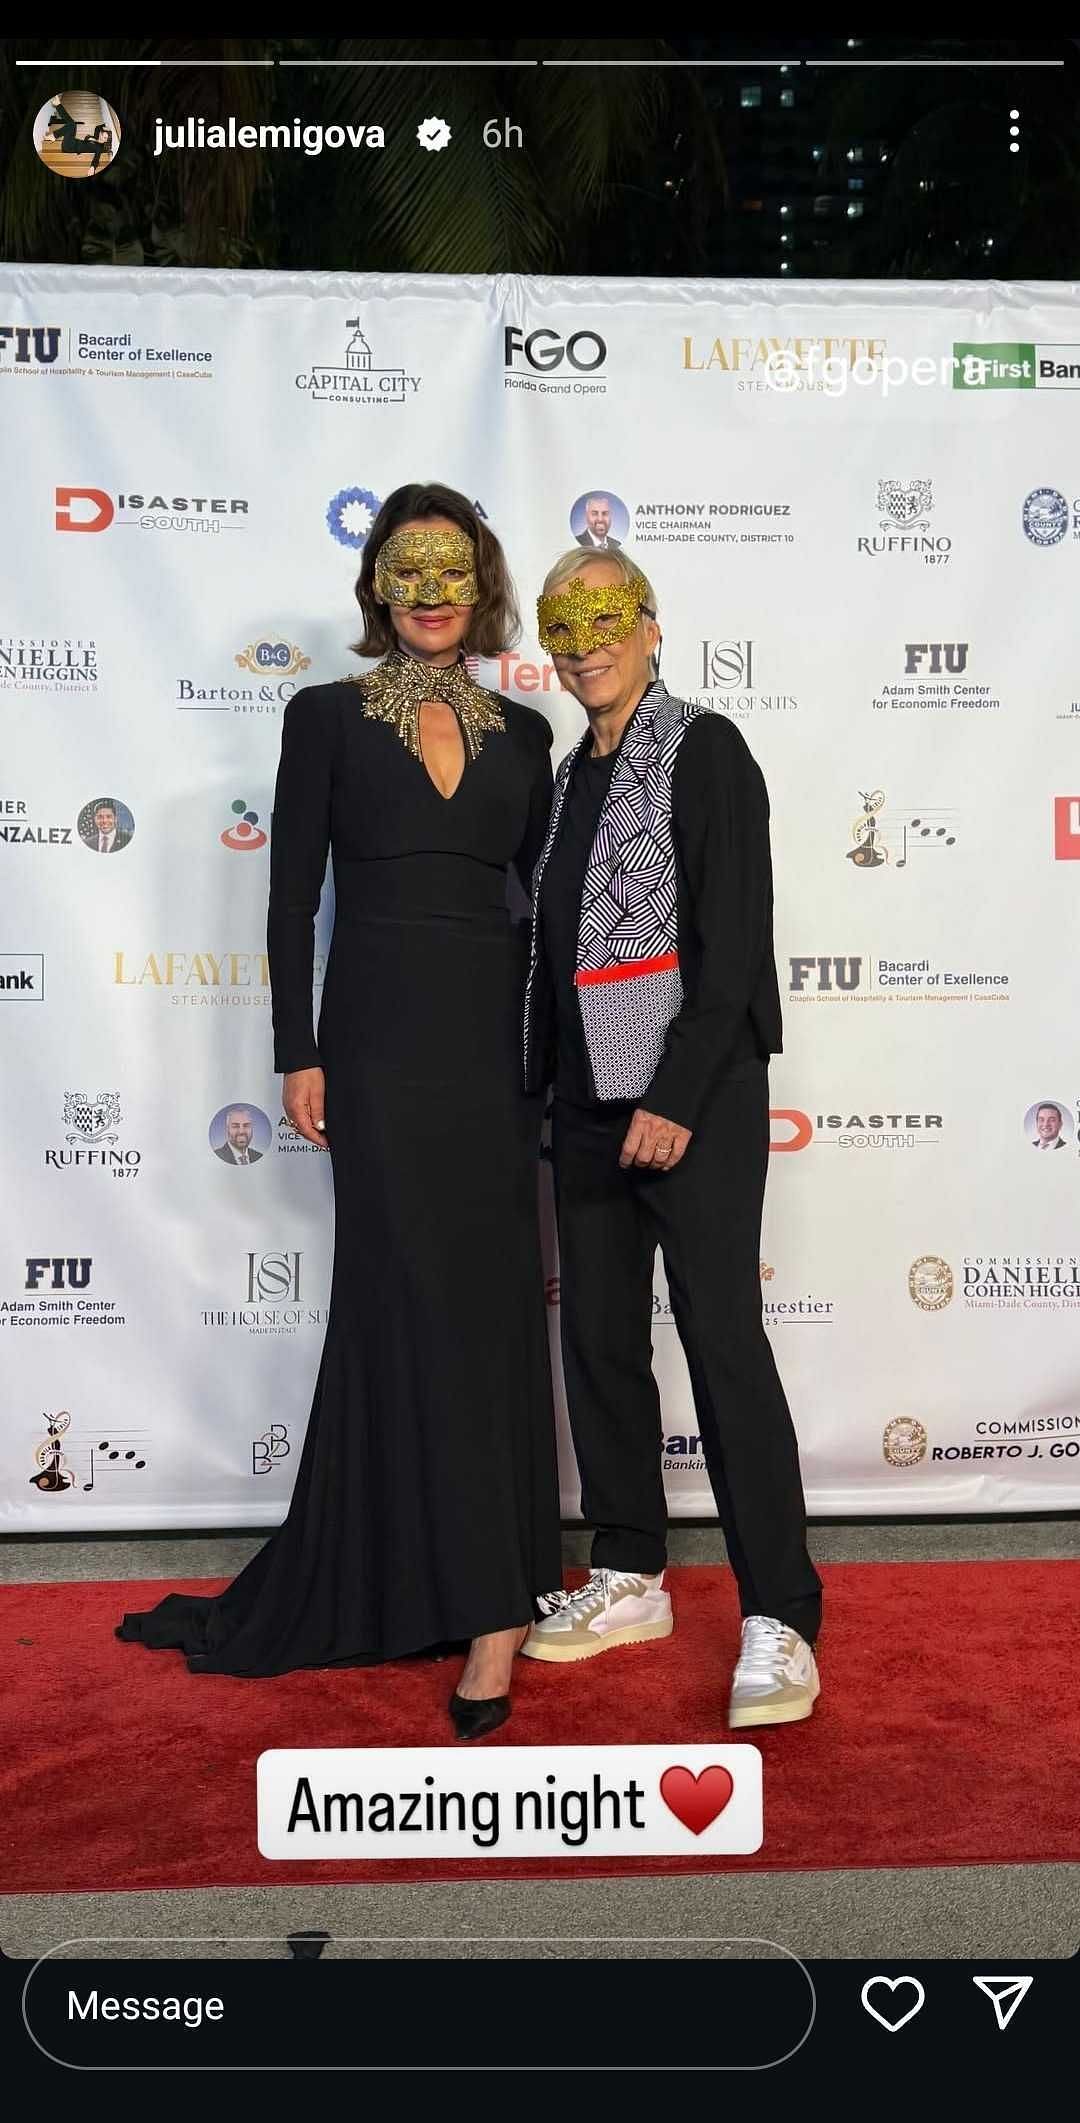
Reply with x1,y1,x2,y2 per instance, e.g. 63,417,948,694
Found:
352,483,522,659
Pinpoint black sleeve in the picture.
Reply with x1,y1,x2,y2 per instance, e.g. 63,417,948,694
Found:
642,714,774,1132
511,706,555,903
266,686,338,1074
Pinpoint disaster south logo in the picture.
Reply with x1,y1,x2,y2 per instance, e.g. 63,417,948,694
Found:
771,1109,942,1152
55,488,249,535
295,314,420,407
883,1416,928,1467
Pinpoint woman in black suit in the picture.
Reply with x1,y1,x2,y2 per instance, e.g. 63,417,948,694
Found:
118,484,562,1739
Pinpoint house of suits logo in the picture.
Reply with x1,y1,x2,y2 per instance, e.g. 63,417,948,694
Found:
857,479,952,561
201,1252,330,1336
295,314,420,407
908,1256,954,1310
883,1416,928,1467
685,639,798,721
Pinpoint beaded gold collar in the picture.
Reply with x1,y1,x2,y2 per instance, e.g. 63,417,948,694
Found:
347,649,505,764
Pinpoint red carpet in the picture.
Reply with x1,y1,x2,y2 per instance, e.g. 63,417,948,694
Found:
1,1561,1076,1893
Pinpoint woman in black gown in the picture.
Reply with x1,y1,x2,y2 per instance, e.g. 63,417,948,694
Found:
117,484,563,1738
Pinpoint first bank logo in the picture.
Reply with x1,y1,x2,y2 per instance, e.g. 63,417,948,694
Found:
953,343,1080,390
0,953,44,999
296,314,420,407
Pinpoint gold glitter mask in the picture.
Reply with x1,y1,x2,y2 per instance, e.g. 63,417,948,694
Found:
374,527,478,609
537,576,651,657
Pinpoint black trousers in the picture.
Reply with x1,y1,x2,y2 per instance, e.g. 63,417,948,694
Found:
552,1061,823,1646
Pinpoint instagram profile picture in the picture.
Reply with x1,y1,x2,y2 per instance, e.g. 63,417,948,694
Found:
78,796,134,854
35,92,120,180
569,490,630,552
209,1104,272,1167
1025,1099,1073,1151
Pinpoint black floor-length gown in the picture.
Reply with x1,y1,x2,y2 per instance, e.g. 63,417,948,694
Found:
117,667,563,1674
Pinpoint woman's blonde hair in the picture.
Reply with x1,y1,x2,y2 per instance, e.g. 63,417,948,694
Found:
541,546,659,616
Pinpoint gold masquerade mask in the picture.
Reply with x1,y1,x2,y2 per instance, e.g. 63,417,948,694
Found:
374,526,478,609
536,575,652,658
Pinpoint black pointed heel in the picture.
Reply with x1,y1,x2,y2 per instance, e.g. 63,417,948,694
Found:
448,1691,511,1741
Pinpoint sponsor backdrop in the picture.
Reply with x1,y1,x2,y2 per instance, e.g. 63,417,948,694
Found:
3,264,1080,1529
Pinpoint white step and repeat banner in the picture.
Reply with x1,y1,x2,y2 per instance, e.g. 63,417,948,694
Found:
3,265,1080,1528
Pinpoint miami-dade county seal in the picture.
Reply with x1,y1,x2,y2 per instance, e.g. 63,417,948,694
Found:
908,1255,954,1310
883,1415,929,1468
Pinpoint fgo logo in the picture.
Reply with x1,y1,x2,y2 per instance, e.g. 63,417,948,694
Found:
503,325,607,374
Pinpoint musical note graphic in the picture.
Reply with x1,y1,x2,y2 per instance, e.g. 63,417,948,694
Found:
895,815,958,869
83,1436,148,1491
30,1410,76,1493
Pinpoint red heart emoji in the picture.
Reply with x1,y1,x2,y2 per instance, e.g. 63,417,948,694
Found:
659,1764,735,1835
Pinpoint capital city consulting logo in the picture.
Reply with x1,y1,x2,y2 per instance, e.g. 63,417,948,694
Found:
177,636,310,717
55,487,248,536
296,312,420,407
686,639,798,721
504,324,607,395
44,1090,142,1178
869,641,1004,716
857,479,951,563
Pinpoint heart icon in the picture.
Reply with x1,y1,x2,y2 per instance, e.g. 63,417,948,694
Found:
860,1977,926,2032
658,1764,734,1836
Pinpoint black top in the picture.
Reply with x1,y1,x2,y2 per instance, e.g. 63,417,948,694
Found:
535,708,779,1129
538,744,620,1106
266,678,554,1074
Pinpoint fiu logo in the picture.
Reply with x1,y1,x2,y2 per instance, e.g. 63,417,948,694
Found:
25,1255,91,1290
0,325,60,365
904,643,968,675
789,956,862,994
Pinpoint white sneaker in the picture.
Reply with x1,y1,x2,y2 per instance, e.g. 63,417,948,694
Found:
727,1615,820,1727
522,1569,673,1663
